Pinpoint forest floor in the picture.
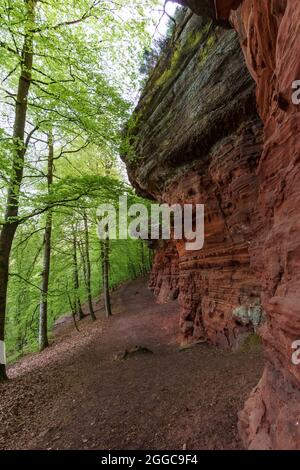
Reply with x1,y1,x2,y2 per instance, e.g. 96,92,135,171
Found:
0,278,264,450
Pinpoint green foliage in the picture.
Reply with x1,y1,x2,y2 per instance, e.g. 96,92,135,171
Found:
6,147,153,362
7,208,152,362
0,0,157,363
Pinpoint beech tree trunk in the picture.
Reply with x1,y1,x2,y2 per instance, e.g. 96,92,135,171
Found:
0,0,36,381
83,211,96,320
140,239,146,276
100,164,112,318
39,133,53,351
73,230,84,320
101,239,112,318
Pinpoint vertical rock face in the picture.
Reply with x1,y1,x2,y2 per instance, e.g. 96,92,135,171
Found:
227,0,300,451
151,120,264,348
160,0,300,450
124,0,300,448
124,10,263,348
149,241,179,304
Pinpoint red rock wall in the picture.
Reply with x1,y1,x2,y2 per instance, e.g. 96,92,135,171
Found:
126,1,300,448
149,241,179,304
155,0,300,449
225,0,300,450
150,119,264,348
125,11,264,351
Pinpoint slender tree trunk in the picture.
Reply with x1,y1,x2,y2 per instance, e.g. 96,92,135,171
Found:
148,248,153,269
15,242,24,353
39,133,53,351
0,0,36,381
83,210,96,320
101,239,112,318
140,239,146,276
128,256,137,279
66,286,79,332
100,163,112,319
73,230,84,320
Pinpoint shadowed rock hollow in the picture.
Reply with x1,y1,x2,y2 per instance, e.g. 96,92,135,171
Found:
123,0,300,450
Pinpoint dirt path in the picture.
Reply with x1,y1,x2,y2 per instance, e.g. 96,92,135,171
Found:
0,278,264,450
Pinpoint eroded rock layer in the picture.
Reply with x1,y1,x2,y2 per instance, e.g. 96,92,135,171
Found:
186,0,300,450
124,10,263,348
124,0,300,449
150,119,264,348
228,0,300,451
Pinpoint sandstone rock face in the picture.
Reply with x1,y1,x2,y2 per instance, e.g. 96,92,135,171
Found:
152,120,264,348
124,10,263,348
175,0,242,22
127,10,257,199
149,241,179,304
228,0,300,451
125,0,300,448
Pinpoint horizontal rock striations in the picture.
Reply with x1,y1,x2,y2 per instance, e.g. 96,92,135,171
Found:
128,0,300,450
123,9,263,349
228,0,300,451
126,10,258,200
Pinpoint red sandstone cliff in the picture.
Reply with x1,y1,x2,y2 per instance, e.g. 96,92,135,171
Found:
229,0,300,451
123,0,300,450
125,9,264,348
